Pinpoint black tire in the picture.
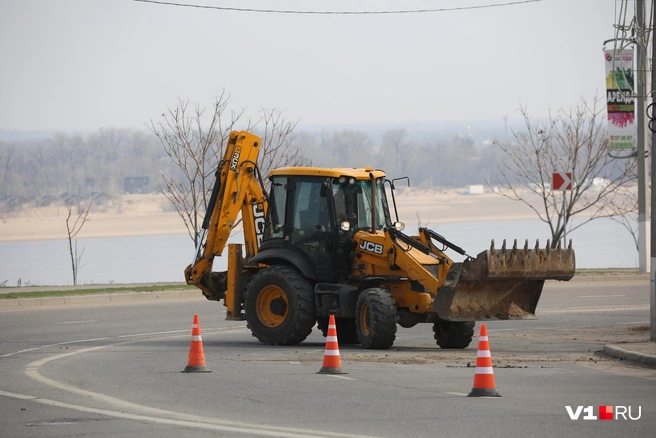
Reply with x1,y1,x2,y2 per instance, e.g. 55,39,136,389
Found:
244,265,315,345
355,288,397,350
317,317,360,344
433,318,475,349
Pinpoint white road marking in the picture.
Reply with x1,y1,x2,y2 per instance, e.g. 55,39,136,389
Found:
54,320,96,325
444,392,468,397
578,295,626,298
0,389,374,437
13,336,374,438
532,321,648,331
0,325,248,358
538,304,648,314
322,374,355,381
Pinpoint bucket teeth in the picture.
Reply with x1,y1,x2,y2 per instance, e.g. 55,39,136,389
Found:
483,237,575,281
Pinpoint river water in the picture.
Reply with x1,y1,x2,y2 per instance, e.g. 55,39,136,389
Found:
0,217,638,287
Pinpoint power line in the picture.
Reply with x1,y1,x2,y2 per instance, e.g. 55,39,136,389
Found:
133,0,543,15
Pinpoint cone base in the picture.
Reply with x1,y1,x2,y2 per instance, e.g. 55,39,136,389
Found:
317,367,347,374
468,387,501,397
182,365,211,373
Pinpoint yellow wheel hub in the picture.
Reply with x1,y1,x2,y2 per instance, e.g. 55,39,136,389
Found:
359,302,371,336
256,285,288,328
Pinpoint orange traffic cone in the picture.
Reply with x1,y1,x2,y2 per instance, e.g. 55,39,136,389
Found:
468,324,500,397
182,314,211,373
317,315,347,374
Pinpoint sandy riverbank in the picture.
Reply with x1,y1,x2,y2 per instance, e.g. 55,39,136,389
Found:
0,189,541,243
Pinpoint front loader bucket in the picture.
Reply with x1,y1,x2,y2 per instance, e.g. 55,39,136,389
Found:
434,239,575,321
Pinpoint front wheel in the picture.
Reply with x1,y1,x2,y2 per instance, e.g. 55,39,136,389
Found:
355,288,397,349
433,318,475,349
244,265,315,345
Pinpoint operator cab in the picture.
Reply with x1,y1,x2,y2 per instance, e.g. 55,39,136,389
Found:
260,168,392,282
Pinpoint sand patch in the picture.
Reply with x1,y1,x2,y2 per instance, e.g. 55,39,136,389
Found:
0,189,542,243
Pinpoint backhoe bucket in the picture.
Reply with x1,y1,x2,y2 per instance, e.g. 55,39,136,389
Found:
434,239,575,321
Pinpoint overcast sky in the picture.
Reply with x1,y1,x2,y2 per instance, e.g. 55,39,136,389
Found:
1,0,624,132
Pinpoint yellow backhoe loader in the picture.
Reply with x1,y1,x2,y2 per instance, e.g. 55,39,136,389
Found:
185,131,575,349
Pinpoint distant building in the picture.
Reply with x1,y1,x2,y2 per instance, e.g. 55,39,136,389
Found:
124,177,149,194
464,185,485,195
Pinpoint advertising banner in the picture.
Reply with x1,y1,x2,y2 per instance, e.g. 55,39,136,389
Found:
604,49,635,149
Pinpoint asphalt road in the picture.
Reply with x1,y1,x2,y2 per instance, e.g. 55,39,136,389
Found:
0,279,654,437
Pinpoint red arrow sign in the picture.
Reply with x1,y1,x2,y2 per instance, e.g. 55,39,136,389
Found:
552,172,572,190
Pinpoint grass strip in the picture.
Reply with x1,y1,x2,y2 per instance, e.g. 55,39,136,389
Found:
0,284,195,300
575,268,642,276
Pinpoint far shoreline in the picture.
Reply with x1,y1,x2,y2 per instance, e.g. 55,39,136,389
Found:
0,190,549,243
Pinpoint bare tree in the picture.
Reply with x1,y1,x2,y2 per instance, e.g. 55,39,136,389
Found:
255,108,309,181
149,92,310,246
492,96,637,247
380,128,412,176
65,194,91,286
608,182,640,250
0,144,16,197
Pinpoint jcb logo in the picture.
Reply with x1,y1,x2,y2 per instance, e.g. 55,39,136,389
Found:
229,147,241,171
253,203,265,248
359,240,384,255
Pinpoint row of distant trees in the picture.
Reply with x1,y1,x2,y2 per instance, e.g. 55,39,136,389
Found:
0,128,168,200
0,122,507,205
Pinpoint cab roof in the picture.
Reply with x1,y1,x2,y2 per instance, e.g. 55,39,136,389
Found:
268,166,387,179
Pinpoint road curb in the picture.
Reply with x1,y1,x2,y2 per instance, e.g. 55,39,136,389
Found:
569,274,650,282
603,345,656,368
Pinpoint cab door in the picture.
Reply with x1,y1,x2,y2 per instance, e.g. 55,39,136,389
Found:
287,177,337,279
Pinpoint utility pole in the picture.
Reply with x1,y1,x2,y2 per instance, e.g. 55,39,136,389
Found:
649,0,656,342
637,0,651,274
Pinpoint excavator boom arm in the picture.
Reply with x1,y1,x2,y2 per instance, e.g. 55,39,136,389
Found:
184,131,267,300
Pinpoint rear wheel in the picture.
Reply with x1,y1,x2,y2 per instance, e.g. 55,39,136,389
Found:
244,265,315,345
433,318,475,349
355,288,397,349
317,317,360,344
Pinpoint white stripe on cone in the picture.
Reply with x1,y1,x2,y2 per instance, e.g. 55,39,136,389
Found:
191,335,202,341
477,350,491,357
475,366,494,374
